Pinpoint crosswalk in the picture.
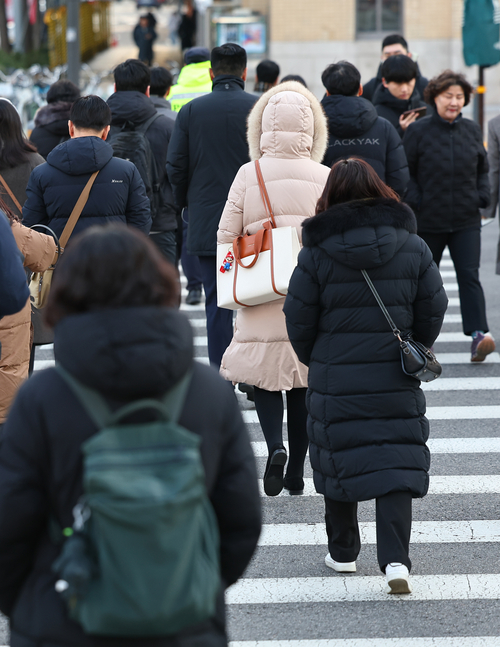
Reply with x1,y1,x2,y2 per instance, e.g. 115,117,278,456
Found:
32,251,500,644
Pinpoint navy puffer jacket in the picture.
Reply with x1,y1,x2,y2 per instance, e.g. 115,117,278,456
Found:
22,137,151,237
284,198,448,502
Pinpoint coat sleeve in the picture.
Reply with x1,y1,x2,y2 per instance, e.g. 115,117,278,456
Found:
402,123,421,211
12,221,57,271
124,165,152,234
283,247,321,366
0,380,49,615
481,119,499,219
412,239,448,348
384,122,410,197
166,106,190,211
21,168,49,228
0,214,29,318
217,166,246,244
209,379,261,587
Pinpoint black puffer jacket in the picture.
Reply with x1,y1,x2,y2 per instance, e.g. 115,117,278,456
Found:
284,198,447,503
373,85,426,137
0,307,261,647
167,76,257,255
22,136,151,237
29,102,73,159
403,112,490,232
321,95,409,196
363,63,429,103
107,91,178,233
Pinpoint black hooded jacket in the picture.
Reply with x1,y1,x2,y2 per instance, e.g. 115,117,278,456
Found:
0,307,261,647
403,112,490,232
372,85,426,137
363,63,429,103
30,102,73,159
284,198,447,503
22,136,151,237
107,91,178,233
321,95,409,196
166,75,257,256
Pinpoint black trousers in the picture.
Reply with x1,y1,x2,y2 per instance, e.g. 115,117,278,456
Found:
197,255,233,368
324,491,412,573
419,226,489,336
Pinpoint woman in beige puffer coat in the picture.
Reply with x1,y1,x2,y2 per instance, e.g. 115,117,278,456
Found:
217,81,330,496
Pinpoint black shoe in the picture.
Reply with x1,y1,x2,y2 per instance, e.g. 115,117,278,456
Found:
185,288,202,305
283,475,304,495
263,444,287,496
237,383,255,402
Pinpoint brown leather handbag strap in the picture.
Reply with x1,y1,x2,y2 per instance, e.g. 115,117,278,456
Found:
255,160,277,228
0,173,23,215
59,171,99,249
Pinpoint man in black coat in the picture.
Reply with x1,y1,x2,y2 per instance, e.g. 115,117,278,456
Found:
23,96,151,238
0,212,29,319
373,55,427,138
167,43,257,367
363,34,429,104
107,59,178,264
321,61,409,196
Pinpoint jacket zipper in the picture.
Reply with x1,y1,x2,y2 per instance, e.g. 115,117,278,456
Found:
449,128,454,231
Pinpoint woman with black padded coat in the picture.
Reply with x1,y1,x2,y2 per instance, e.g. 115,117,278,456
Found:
284,158,447,595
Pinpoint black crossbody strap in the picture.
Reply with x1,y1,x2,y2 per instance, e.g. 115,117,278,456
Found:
360,269,401,339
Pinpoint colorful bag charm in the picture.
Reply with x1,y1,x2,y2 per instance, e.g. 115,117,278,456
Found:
219,249,234,273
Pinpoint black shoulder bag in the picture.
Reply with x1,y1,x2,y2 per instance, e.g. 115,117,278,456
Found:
361,269,442,383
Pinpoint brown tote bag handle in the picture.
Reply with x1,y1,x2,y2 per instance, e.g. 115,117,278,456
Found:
0,173,23,216
59,171,99,250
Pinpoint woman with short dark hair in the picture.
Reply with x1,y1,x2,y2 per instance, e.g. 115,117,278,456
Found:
0,224,261,647
284,157,447,594
404,70,494,361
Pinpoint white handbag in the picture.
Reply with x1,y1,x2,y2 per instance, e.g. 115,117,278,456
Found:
217,160,301,310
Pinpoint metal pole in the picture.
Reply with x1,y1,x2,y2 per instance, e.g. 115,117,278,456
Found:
13,0,27,52
67,0,80,87
478,65,485,139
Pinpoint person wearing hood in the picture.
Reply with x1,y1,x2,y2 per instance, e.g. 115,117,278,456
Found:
29,80,81,159
284,157,447,594
107,59,177,264
168,47,213,113
0,224,261,646
217,82,330,496
23,95,151,237
321,61,409,197
373,55,427,137
363,34,429,104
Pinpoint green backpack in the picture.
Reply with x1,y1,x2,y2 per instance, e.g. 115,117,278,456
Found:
52,366,220,637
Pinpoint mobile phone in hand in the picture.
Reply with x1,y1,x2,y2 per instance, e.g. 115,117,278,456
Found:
401,106,427,119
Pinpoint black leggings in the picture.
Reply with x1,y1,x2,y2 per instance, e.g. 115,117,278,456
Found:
253,387,308,478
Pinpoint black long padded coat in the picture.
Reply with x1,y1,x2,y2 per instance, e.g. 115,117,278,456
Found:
0,307,261,647
403,112,490,233
284,198,448,502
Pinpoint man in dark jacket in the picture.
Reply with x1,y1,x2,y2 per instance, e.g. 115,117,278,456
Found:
363,34,429,103
23,95,151,238
167,43,257,367
150,66,177,122
321,61,409,196
373,55,427,137
108,59,178,265
29,80,81,159
0,212,29,319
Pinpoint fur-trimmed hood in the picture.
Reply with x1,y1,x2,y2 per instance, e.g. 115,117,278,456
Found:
247,81,328,163
302,197,418,269
34,101,73,130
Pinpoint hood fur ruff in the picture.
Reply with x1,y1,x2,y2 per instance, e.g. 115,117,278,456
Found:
34,101,73,128
302,197,417,247
247,81,328,163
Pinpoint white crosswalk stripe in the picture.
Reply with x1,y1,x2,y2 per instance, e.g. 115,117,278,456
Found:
231,640,500,647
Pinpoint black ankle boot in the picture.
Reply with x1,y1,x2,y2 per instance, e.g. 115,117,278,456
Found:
283,475,304,495
263,444,287,496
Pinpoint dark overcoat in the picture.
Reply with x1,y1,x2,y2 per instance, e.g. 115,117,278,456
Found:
0,307,261,647
284,197,448,502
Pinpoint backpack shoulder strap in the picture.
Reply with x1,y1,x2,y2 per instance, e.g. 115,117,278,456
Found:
55,365,112,429
136,111,163,135
160,370,192,423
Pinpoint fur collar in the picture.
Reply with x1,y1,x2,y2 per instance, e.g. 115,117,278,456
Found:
247,81,328,163
302,198,417,247
34,101,73,127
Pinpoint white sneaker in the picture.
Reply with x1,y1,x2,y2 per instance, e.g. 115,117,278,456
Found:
385,562,412,594
325,553,356,573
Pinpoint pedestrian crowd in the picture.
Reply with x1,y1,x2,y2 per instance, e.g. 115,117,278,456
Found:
0,30,498,646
